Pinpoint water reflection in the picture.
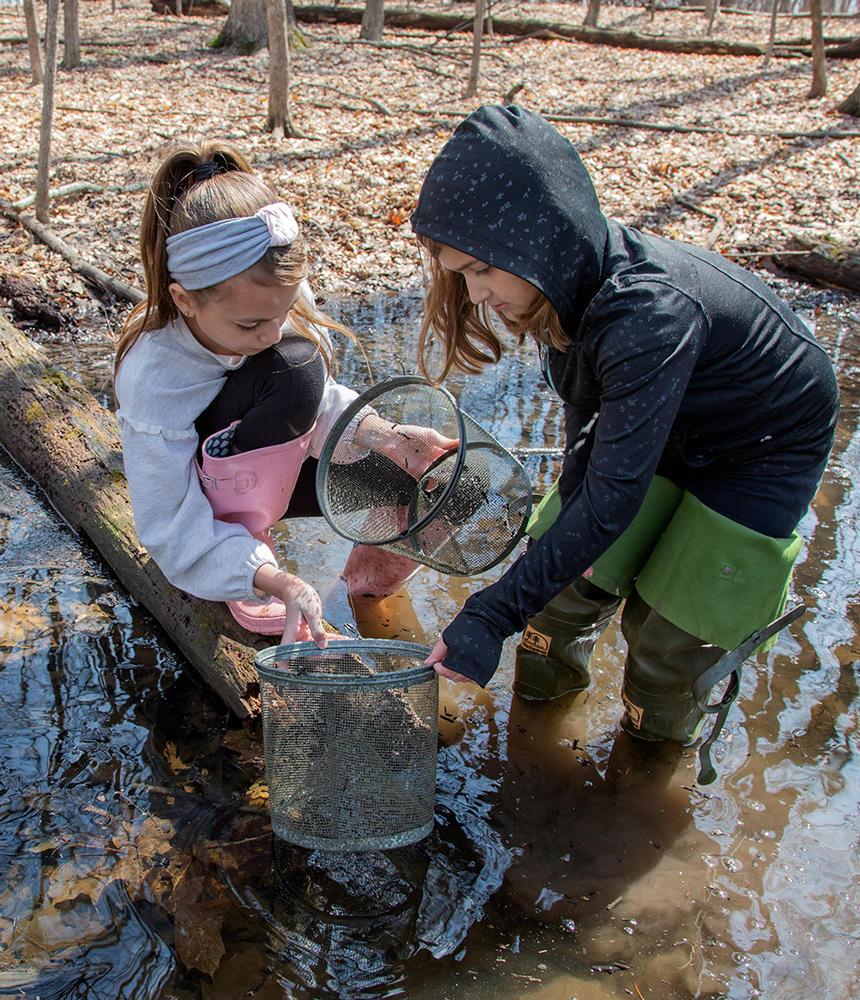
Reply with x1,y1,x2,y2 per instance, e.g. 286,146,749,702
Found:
1,294,859,999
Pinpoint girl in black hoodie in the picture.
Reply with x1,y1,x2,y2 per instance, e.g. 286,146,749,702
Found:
411,105,839,747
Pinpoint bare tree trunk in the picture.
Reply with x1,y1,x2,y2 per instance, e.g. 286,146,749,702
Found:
61,0,81,69
463,0,485,99
836,77,860,116
36,0,61,225
359,0,385,40
808,0,827,98
267,0,304,137
23,0,44,84
214,0,305,52
214,0,268,51
583,0,600,29
763,0,779,68
705,0,720,37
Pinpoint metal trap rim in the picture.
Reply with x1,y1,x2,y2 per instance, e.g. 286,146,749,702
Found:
271,819,435,853
408,436,534,575
315,375,468,546
255,639,436,690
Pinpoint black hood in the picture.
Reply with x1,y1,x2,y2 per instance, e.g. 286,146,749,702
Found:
411,105,609,331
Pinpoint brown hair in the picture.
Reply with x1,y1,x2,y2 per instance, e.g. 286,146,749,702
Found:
415,236,569,383
115,139,353,373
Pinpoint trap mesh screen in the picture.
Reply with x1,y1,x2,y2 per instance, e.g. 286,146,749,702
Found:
318,378,532,575
257,641,438,852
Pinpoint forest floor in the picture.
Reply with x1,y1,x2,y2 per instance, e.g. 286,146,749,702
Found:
0,0,858,337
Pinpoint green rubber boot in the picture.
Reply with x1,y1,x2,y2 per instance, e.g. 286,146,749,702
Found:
513,577,622,700
619,589,727,744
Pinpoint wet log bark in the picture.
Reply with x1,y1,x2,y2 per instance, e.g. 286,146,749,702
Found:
291,5,859,58
770,236,860,294
0,313,268,718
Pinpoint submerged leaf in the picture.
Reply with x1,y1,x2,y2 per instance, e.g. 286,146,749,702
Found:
67,601,114,635
245,778,269,810
173,880,227,976
0,598,50,651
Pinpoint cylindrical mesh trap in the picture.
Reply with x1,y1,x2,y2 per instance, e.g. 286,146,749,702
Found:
316,376,532,576
255,640,438,852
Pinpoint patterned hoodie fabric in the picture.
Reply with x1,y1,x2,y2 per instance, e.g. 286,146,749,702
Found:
411,105,839,686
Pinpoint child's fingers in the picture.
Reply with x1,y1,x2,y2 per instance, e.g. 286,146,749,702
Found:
292,585,328,649
278,576,327,648
280,602,307,645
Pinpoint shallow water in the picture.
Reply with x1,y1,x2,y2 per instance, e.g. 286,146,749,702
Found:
1,290,859,999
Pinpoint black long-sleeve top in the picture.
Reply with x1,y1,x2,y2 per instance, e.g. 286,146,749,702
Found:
411,105,839,686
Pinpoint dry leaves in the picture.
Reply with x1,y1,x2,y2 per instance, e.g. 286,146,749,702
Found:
0,0,857,320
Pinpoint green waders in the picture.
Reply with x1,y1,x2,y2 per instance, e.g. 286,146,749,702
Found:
513,576,622,700
514,477,803,744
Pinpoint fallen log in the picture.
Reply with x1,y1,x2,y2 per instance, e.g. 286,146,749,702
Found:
289,5,855,58
769,237,860,294
150,0,229,15
542,111,860,140
0,273,65,329
0,312,268,718
0,197,145,306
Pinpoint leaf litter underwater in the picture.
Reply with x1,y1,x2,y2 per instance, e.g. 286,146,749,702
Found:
1,293,860,999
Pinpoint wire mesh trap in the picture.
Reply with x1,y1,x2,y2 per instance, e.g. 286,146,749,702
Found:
255,640,438,852
316,376,533,576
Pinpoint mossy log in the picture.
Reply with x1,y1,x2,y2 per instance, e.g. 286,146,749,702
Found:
771,235,860,294
0,313,269,718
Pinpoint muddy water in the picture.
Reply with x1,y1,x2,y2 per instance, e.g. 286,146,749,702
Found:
1,292,858,999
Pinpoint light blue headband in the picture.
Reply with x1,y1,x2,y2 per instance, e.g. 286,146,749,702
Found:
165,203,299,290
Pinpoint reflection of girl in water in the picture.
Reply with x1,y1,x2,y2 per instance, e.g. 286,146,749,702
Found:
412,105,839,747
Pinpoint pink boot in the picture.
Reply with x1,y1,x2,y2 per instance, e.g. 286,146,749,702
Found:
342,543,421,600
338,501,421,600
198,421,312,634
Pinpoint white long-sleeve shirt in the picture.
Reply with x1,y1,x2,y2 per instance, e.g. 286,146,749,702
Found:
115,303,357,603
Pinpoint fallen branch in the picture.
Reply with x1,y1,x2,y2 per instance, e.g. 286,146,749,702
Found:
677,196,720,220
344,37,468,63
413,60,462,80
293,5,848,59
0,197,145,305
52,103,263,120
544,112,718,134
542,111,860,140
299,82,393,115
704,216,725,250
10,181,103,211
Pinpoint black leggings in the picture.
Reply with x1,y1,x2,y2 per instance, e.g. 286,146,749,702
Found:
195,336,326,518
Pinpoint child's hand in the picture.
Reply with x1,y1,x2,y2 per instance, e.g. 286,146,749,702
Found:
253,564,328,648
424,637,475,685
278,574,328,648
379,424,460,481
355,413,458,481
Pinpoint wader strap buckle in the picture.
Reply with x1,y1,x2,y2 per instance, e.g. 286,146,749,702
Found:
692,603,806,785
696,669,741,785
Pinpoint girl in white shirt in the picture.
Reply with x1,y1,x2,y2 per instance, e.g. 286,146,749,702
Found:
115,141,452,646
